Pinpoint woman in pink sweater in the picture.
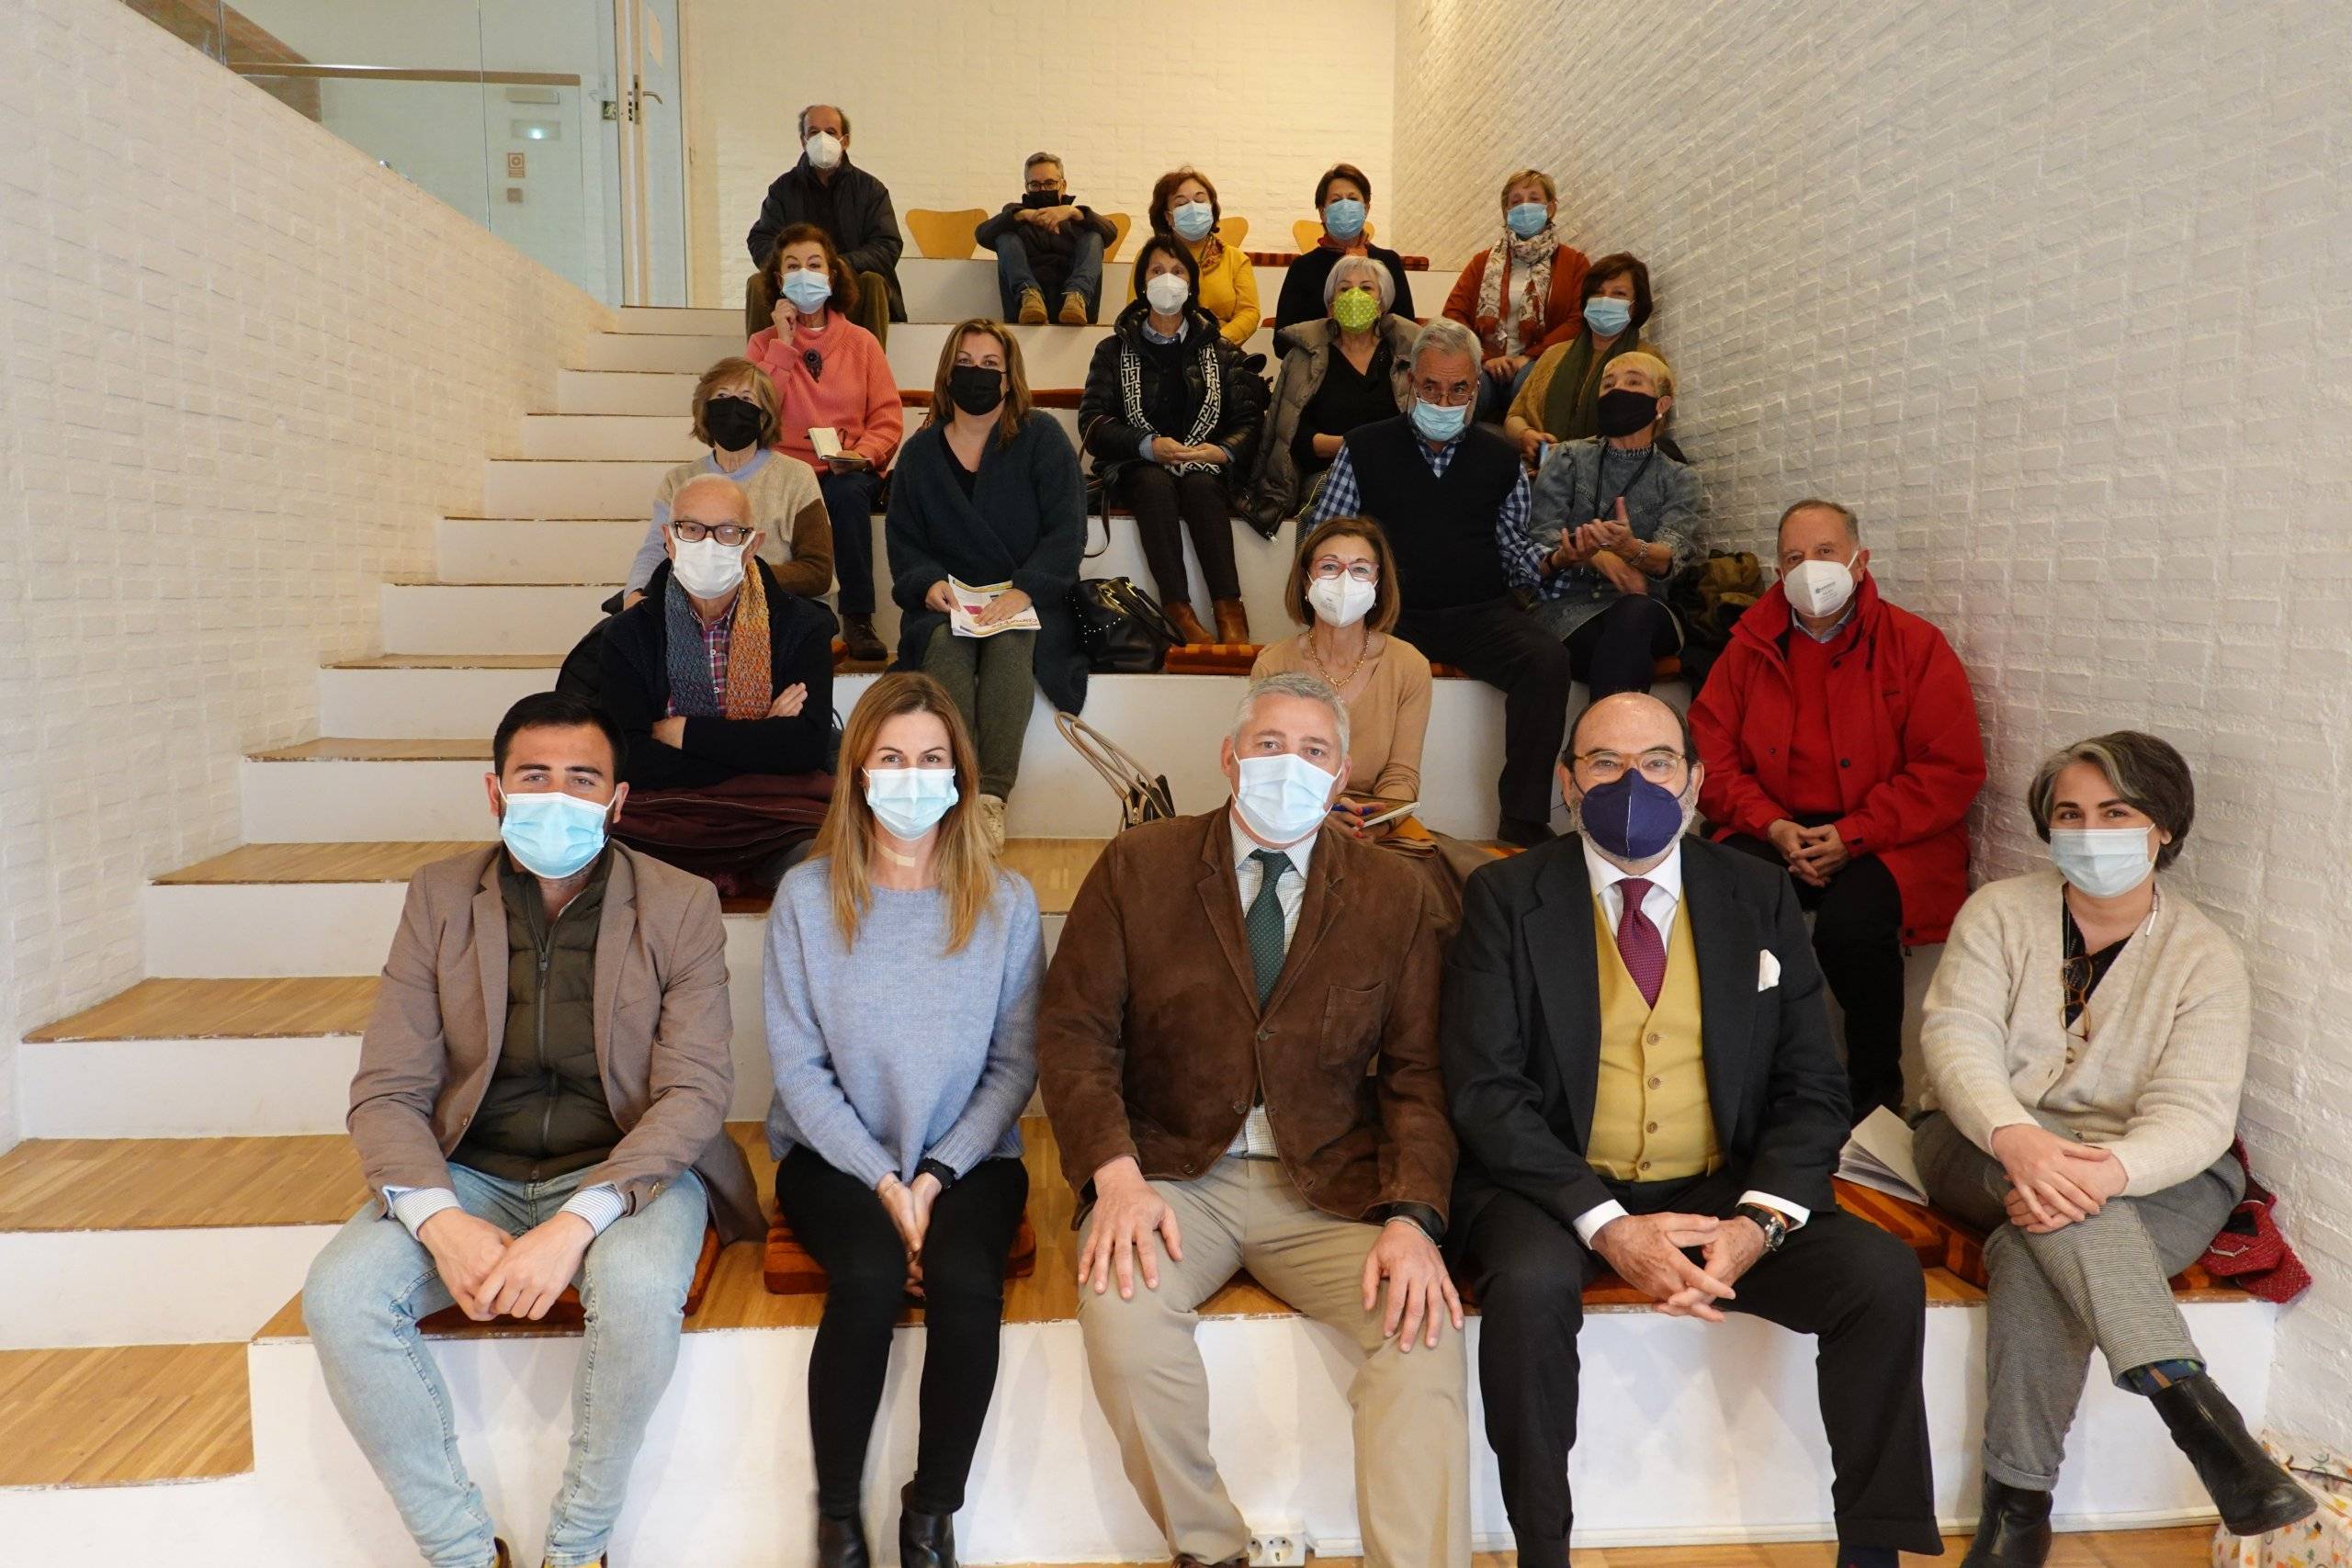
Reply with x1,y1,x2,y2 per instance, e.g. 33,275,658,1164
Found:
750,222,905,662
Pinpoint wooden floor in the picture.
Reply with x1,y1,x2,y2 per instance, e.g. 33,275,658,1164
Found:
24,976,379,1042
0,1134,366,1232
253,737,492,761
328,652,561,670
0,1343,252,1485
155,840,484,885
1007,1533,2215,1567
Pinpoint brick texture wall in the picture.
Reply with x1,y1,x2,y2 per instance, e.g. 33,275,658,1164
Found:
1391,0,2352,1446
682,0,1398,305
0,0,611,1147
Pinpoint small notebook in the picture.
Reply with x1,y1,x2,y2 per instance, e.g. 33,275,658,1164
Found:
1838,1105,1928,1204
946,576,1043,637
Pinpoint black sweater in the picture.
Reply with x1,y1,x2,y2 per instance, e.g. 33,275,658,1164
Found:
599,559,836,791
1273,243,1417,329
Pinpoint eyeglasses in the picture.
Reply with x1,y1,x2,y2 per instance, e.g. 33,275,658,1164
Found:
1309,558,1379,583
1572,749,1688,784
800,348,823,383
1024,181,1063,193
672,521,752,546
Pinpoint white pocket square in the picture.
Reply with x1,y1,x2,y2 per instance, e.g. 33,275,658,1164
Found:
1758,950,1781,991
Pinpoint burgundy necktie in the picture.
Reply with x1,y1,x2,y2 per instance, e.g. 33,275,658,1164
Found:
1614,876,1666,1007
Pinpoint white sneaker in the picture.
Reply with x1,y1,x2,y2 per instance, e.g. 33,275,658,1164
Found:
978,794,1008,855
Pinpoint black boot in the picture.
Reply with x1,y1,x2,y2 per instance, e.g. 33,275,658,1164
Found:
816,1510,871,1568
2150,1373,2317,1537
1960,1478,2052,1568
898,1483,956,1568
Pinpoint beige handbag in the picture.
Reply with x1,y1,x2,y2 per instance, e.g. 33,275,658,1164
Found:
1054,711,1175,832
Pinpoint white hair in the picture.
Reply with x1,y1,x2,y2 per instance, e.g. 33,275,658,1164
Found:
1408,318,1483,379
1231,671,1350,758
1322,254,1394,312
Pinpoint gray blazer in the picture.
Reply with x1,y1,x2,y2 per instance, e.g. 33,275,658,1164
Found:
1526,436,1703,641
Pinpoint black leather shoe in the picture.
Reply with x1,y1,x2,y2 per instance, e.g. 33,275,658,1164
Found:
899,1483,957,1568
2151,1372,2317,1537
816,1510,872,1568
1960,1477,2052,1568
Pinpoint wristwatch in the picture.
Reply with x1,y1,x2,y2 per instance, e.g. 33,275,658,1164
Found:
1736,1202,1791,1254
916,1158,958,1191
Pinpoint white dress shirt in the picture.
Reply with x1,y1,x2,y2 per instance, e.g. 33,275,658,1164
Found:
1573,838,1811,1246
1227,815,1315,1159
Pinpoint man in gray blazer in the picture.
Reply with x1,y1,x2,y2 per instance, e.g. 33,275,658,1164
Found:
302,691,761,1568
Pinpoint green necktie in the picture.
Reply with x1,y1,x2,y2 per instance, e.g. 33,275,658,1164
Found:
1245,849,1292,1008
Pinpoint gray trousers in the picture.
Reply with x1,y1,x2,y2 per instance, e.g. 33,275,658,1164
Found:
922,624,1036,799
1914,1111,2243,1490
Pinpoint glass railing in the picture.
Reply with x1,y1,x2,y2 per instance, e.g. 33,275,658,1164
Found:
115,0,685,307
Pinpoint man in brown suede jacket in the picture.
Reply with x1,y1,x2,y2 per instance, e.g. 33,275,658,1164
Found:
1039,671,1470,1568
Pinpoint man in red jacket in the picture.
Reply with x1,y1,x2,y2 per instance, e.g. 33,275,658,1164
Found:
1690,499,1986,1122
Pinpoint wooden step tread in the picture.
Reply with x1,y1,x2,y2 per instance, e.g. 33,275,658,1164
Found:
254,738,491,762
329,653,561,670
158,840,483,886
25,977,378,1043
0,1343,252,1487
0,1135,365,1233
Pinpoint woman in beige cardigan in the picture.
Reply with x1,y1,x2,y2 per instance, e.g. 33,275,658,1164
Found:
1915,732,2312,1568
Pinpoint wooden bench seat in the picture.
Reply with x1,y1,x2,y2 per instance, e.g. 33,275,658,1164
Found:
413,1223,720,1336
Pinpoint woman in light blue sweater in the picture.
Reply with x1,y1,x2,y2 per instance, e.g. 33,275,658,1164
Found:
764,671,1040,1568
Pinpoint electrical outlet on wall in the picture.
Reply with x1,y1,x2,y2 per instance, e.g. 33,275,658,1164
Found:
1247,1524,1309,1566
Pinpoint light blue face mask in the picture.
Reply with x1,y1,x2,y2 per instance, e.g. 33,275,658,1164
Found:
1506,201,1550,240
779,269,834,313
865,766,960,841
1322,197,1367,240
1170,200,1216,242
1584,296,1633,335
499,788,612,880
2049,828,2156,898
1410,398,1470,442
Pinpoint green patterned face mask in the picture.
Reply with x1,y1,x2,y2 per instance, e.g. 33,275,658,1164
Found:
1331,287,1380,332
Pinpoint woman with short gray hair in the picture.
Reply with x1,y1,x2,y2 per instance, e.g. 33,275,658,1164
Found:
1242,254,1418,534
1914,730,2312,1565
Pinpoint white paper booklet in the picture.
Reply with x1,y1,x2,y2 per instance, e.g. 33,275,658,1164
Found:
1838,1105,1928,1204
946,576,1043,637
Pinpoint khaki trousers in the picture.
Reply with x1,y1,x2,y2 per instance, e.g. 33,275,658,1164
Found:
1076,1156,1471,1567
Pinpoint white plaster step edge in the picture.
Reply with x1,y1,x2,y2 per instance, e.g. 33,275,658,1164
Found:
316,670,554,745
379,582,614,656
435,518,646,583
572,321,1273,385
0,1227,338,1350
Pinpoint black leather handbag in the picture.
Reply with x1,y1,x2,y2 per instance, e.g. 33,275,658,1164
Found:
1067,576,1179,673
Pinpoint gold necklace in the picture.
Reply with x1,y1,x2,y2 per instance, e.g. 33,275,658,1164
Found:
1304,628,1371,690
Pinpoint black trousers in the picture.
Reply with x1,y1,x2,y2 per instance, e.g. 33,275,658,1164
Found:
1396,596,1573,828
1721,827,1908,1121
1563,593,1679,700
1452,1172,1938,1565
773,1145,1029,1517
1116,463,1240,610
818,467,881,616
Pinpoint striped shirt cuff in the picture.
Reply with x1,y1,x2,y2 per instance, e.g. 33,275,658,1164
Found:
385,1186,462,1240
559,1185,628,1237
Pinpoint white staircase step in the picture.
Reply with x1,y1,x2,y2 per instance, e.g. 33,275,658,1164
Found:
0,1230,339,1349
522,415,707,462
611,306,741,334
570,319,1273,389
555,368,707,415
379,582,613,656
243,754,504,840
436,518,645,583
482,458,676,517
315,660,555,740
890,254,1464,326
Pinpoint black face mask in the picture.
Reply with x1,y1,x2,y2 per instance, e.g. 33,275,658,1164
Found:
947,365,1005,417
1022,188,1066,209
704,397,766,451
1595,388,1659,438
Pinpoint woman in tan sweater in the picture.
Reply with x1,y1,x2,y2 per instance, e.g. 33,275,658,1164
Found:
1915,732,2312,1566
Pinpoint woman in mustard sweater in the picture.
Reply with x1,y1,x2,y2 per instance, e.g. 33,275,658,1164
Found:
1143,166,1260,345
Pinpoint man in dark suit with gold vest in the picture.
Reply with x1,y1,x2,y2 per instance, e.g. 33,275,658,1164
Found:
1442,691,1939,1568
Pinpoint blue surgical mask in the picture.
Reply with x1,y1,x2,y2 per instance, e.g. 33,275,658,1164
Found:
1576,771,1690,864
1322,197,1366,240
1584,296,1633,336
499,788,612,880
2049,828,2156,897
1410,398,1469,443
1170,200,1216,243
865,766,959,841
1235,753,1338,847
779,269,833,313
1506,202,1550,240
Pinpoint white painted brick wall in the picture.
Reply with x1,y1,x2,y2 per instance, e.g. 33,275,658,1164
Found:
1392,0,2352,1446
681,0,1399,305
0,0,613,1147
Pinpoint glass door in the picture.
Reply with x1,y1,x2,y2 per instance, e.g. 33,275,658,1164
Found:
611,0,689,306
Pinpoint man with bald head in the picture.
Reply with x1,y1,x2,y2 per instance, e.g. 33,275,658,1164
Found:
1442,692,1937,1568
1690,499,1986,1122
745,101,902,341
597,473,838,896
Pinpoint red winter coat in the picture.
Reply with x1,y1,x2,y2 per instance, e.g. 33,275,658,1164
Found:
1690,575,1986,945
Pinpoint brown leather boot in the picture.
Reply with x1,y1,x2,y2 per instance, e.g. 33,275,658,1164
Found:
1212,597,1250,645
1016,287,1047,325
1057,291,1091,325
1163,601,1210,647
840,612,887,663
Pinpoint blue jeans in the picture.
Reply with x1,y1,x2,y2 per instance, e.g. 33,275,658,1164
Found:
818,466,881,616
1477,355,1536,422
994,227,1106,321
302,1164,710,1568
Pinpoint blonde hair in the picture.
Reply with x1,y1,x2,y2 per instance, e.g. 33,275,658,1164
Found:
1498,168,1557,205
814,672,998,953
689,355,779,449
1601,349,1676,399
923,319,1035,448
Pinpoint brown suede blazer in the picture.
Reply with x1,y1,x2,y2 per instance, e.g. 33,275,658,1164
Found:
1038,810,1455,1224
346,843,764,1242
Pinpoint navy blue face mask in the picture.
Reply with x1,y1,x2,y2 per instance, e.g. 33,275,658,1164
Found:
1577,770,1689,862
